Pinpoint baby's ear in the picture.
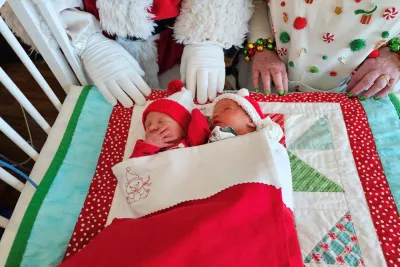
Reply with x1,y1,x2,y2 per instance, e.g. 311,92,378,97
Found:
246,122,256,130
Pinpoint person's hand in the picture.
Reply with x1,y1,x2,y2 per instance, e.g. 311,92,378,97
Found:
144,126,176,148
180,44,225,104
347,47,400,99
81,33,151,108
252,50,288,95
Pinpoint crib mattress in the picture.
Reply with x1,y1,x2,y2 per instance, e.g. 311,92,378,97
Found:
2,86,400,267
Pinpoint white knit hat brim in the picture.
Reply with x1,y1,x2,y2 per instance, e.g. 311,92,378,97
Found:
213,93,263,130
168,88,194,113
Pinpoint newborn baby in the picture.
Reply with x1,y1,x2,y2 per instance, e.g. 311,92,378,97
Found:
130,81,210,158
210,89,283,142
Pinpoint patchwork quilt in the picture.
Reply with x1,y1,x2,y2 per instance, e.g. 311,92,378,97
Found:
5,86,400,267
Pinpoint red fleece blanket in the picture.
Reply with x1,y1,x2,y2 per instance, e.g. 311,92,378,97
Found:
59,183,302,267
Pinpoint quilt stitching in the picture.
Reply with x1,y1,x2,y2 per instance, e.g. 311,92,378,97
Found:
304,212,365,266
253,93,398,267
5,86,93,267
289,152,344,192
288,115,334,150
63,104,133,259
62,92,399,266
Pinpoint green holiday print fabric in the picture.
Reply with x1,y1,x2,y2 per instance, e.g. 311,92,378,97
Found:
289,152,344,192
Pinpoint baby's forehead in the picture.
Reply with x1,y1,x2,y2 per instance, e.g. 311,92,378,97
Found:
215,99,240,108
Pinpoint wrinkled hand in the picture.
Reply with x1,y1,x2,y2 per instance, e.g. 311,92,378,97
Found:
82,33,151,108
347,47,400,99
144,126,176,148
252,50,288,95
180,44,225,104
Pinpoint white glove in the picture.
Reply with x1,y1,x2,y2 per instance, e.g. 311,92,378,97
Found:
81,33,151,107
180,44,225,104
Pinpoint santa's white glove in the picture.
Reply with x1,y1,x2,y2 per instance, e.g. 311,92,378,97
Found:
180,44,225,104
81,33,151,107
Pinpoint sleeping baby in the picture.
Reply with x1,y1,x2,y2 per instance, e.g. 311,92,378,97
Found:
209,89,283,142
130,80,210,158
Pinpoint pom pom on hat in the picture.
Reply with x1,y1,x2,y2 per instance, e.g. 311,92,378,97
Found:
237,88,250,97
143,81,193,132
167,80,185,94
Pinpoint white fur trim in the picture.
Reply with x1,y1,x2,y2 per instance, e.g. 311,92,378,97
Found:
97,0,155,39
261,117,283,142
117,35,160,88
174,0,253,49
213,93,262,130
237,88,250,97
168,88,194,113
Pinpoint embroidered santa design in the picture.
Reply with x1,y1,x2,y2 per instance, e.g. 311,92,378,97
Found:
125,167,152,204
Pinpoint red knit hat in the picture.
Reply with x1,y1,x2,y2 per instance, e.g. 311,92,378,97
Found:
142,80,193,132
212,89,269,131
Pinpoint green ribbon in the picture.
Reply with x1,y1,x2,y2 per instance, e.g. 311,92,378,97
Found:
354,5,378,15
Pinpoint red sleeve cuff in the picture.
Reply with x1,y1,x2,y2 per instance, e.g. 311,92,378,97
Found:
130,140,161,158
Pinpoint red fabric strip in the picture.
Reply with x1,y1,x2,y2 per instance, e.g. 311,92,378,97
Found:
251,92,399,267
60,184,303,267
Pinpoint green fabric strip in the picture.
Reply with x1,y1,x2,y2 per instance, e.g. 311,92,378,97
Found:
389,93,400,119
289,152,344,192
5,86,92,267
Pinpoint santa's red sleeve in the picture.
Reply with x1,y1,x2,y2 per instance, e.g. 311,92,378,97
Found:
174,0,253,49
186,109,211,146
130,140,161,158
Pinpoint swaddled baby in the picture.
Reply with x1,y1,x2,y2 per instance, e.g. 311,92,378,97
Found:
130,80,210,158
210,89,283,142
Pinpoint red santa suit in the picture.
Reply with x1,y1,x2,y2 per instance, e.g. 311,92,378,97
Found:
130,80,210,158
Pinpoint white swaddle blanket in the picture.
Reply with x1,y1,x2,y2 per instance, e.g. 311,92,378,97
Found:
108,128,293,224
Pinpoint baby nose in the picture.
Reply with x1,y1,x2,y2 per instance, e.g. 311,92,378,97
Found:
148,124,158,131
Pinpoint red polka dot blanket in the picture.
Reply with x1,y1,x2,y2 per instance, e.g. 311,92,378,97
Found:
5,88,400,267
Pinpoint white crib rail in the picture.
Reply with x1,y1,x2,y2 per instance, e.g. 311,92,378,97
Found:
0,168,24,192
0,15,62,110
0,68,51,133
5,0,81,92
0,0,81,246
0,117,40,161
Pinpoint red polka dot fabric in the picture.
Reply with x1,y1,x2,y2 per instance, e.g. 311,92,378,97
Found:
250,92,398,267
62,92,398,267
63,91,169,260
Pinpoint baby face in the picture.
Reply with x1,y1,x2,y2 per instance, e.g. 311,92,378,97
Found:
144,112,186,143
212,99,256,135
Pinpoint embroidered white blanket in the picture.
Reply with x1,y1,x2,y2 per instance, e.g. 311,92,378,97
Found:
108,128,293,224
